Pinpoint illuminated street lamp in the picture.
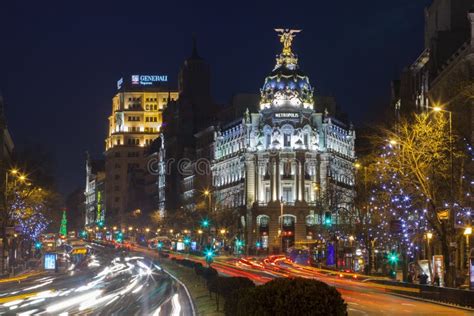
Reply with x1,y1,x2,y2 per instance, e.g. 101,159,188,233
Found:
220,229,226,235
465,227,472,270
203,189,212,212
389,139,397,145
128,226,133,231
145,228,150,233
198,229,203,235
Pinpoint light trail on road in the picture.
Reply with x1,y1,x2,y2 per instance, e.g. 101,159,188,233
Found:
0,245,193,315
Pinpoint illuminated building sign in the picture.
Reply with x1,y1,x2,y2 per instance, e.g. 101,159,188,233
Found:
275,112,299,119
131,75,168,86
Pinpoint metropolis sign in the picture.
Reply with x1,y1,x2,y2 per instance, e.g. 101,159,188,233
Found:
131,75,168,86
275,112,299,119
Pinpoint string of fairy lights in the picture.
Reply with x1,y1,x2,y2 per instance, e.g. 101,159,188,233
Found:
9,189,50,241
361,136,474,261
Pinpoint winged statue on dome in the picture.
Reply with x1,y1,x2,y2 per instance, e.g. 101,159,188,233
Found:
274,29,302,55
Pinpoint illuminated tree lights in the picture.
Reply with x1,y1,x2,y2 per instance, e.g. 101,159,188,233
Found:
365,114,473,269
9,191,50,241
366,143,430,258
59,210,67,237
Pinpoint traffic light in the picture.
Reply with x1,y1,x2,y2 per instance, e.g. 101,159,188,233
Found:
387,251,399,265
255,241,261,248
80,230,87,238
205,249,214,258
157,241,163,249
236,239,244,248
115,231,123,243
97,220,104,228
201,219,210,228
184,237,191,245
34,241,42,250
324,212,332,227
204,248,214,265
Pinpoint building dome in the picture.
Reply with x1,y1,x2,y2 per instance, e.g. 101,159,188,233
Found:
260,29,314,109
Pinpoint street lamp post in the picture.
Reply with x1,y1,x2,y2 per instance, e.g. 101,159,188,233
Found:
464,227,472,271
204,190,212,213
426,232,433,281
371,238,377,274
432,106,456,285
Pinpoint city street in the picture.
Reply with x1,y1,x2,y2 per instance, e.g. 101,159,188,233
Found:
162,250,473,316
0,245,194,315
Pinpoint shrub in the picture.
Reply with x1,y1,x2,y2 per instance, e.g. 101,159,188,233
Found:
202,267,218,281
225,278,347,316
208,276,254,312
195,265,204,276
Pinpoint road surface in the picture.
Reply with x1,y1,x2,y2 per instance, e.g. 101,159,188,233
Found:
0,245,194,315
157,250,473,316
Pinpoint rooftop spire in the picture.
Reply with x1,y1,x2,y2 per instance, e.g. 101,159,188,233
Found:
190,33,202,60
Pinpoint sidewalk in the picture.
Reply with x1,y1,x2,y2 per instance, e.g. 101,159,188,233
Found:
0,270,43,283
159,259,224,316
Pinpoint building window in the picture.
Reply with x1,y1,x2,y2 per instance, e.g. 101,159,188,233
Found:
114,152,121,158
304,134,308,147
114,186,120,191
115,197,120,202
265,187,271,203
284,134,291,147
266,134,271,148
114,174,120,180
114,163,121,169
282,187,293,202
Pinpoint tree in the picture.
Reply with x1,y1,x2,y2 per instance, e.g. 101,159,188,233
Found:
59,209,67,237
370,112,471,286
225,278,347,316
2,178,54,272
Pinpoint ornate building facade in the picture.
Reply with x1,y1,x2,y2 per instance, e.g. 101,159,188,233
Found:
211,30,356,251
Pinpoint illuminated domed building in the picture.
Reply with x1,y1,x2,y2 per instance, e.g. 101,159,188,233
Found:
211,29,356,252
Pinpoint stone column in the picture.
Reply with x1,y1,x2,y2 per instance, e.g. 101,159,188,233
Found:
245,155,255,206
300,156,306,202
254,156,259,203
295,160,300,202
276,156,281,201
320,154,330,208
295,212,307,242
270,158,276,201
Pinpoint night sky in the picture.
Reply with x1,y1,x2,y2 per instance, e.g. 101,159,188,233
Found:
0,0,431,197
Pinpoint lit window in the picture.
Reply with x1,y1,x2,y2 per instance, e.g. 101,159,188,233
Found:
284,134,291,147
